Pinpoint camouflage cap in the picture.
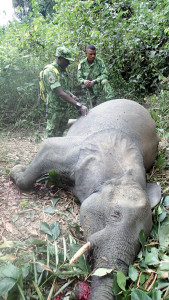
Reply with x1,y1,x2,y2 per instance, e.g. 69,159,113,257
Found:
56,46,74,61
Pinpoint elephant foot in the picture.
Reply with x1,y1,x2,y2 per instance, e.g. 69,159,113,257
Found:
10,164,27,189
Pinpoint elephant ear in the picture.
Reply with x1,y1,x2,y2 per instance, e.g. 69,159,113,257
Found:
146,183,161,209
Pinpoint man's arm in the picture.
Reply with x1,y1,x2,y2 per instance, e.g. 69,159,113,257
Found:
55,86,88,116
77,62,85,85
77,59,108,87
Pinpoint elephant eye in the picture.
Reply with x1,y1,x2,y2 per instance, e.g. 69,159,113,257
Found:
109,207,122,221
116,258,128,268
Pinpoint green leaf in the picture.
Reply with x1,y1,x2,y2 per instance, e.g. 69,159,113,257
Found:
22,264,30,279
40,222,52,236
158,207,167,222
139,230,146,247
0,264,20,280
157,280,169,290
131,289,152,300
51,198,60,206
112,273,121,295
117,271,128,291
49,221,60,241
44,206,56,214
145,253,159,266
140,273,146,284
159,224,169,250
129,265,138,281
0,278,16,296
164,196,169,207
151,290,162,300
92,268,114,277
159,262,169,271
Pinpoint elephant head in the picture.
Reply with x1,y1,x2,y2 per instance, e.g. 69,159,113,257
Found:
70,180,160,300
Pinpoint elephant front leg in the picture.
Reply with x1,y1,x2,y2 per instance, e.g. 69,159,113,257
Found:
10,137,82,190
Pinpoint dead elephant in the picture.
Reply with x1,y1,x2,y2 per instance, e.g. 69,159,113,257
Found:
10,99,161,300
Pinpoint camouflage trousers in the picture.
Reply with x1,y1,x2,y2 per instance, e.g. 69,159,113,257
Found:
45,101,70,137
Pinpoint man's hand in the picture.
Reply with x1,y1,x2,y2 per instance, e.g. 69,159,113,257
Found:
83,80,95,87
80,105,88,116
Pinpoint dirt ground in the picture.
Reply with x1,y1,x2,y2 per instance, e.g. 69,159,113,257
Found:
0,129,81,252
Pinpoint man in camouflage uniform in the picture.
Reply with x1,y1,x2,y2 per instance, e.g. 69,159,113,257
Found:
77,45,114,108
43,46,88,137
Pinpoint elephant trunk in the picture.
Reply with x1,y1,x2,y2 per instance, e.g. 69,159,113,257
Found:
89,275,115,300
86,229,137,300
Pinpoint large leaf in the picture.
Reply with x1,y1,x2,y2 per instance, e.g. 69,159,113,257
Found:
157,280,169,290
44,206,56,214
131,289,152,300
139,230,146,247
129,265,138,281
117,271,128,291
159,224,169,250
51,198,60,206
0,278,16,296
164,196,169,207
145,247,159,266
158,262,169,271
145,253,159,266
49,222,60,241
0,264,20,280
112,273,121,295
40,222,53,236
158,206,167,222
40,222,60,241
151,290,162,300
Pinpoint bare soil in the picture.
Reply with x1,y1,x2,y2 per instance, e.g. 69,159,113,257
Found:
0,129,81,258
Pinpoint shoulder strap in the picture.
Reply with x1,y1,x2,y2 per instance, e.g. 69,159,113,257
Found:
44,64,60,78
39,70,47,102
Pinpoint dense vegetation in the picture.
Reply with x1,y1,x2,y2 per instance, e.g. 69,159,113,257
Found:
0,0,169,127
0,0,168,299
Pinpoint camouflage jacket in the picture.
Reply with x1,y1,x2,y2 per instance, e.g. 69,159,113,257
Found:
43,61,70,105
77,57,108,84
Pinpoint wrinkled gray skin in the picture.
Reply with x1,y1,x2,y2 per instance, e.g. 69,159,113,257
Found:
10,99,161,300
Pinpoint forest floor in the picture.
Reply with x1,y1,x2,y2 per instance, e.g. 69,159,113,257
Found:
0,129,82,261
